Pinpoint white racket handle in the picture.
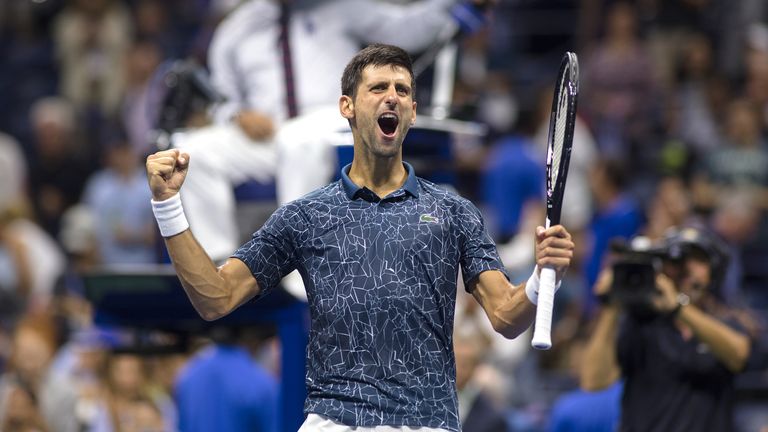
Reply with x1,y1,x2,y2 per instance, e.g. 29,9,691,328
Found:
531,267,557,350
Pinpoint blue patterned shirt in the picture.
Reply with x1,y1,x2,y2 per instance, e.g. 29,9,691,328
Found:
233,163,506,432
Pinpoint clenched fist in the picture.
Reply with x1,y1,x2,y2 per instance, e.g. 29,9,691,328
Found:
146,149,190,201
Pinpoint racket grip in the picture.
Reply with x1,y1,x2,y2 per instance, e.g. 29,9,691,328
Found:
531,267,557,350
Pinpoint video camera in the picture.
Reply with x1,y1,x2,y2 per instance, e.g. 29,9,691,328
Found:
608,226,729,316
148,60,223,150
609,236,665,316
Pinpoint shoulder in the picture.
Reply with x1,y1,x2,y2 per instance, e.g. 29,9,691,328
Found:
418,178,482,216
276,182,344,219
417,178,460,202
288,182,342,207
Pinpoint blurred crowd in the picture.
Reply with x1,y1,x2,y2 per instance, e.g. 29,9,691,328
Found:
0,0,767,431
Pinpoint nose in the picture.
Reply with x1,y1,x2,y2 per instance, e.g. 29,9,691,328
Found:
384,86,398,107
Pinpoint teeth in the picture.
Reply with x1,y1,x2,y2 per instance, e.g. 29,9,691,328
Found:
380,113,397,119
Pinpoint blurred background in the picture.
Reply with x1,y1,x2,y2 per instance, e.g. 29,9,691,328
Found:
0,0,767,431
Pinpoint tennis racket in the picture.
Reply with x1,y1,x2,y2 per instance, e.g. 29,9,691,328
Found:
531,52,579,350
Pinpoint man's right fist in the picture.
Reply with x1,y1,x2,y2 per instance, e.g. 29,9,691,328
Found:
146,149,190,201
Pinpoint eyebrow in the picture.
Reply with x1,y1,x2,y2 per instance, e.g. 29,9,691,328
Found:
367,80,412,92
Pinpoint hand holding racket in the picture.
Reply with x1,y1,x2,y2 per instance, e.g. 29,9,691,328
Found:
531,52,579,350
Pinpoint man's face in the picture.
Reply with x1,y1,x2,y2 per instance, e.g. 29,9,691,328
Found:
663,253,712,304
340,64,416,158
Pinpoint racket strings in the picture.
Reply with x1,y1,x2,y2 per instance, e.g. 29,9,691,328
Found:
549,69,570,187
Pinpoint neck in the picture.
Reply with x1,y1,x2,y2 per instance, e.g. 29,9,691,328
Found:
348,154,407,198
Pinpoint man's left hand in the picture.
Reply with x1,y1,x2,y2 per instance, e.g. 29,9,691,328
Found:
652,273,681,314
534,225,575,282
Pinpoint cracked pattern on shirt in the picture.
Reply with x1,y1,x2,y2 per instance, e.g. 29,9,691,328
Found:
233,178,505,432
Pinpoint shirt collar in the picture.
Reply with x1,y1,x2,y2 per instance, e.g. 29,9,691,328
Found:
340,162,420,201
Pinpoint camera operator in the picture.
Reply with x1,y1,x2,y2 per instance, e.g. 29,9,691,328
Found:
580,225,764,432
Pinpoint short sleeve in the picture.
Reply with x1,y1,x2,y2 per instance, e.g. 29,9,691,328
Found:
231,203,304,297
456,198,508,291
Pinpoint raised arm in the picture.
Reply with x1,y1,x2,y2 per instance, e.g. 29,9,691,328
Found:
653,274,751,373
146,149,260,321
579,271,622,391
471,225,574,339
344,0,490,54
470,270,535,339
677,304,751,372
580,304,622,390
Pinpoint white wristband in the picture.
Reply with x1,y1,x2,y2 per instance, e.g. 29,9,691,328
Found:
525,269,541,305
525,266,562,305
151,194,189,238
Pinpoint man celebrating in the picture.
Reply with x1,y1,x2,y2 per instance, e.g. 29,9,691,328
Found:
146,44,574,432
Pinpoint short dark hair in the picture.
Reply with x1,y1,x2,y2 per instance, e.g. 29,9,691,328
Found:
341,44,415,99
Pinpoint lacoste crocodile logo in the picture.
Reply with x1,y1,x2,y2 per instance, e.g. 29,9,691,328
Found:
420,214,439,224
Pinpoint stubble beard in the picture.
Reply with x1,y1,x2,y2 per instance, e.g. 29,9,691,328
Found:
365,122,407,159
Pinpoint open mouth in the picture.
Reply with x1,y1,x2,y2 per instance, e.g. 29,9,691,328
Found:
377,113,399,137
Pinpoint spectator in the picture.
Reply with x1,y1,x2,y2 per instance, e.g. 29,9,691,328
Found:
0,134,33,333
0,130,65,316
208,0,494,204
692,98,768,212
583,158,644,314
52,0,132,116
710,190,763,307
581,1,656,162
121,39,163,157
547,326,622,432
0,215,33,333
46,328,112,432
745,23,768,131
0,377,50,432
174,327,279,432
0,0,59,150
480,108,543,243
27,97,92,239
674,33,725,155
0,315,75,432
0,133,28,213
642,175,697,242
90,352,174,432
453,323,510,432
81,138,155,266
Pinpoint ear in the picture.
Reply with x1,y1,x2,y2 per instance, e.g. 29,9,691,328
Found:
339,95,354,120
410,101,417,126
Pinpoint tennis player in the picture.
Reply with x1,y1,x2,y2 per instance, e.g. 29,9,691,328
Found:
146,44,574,432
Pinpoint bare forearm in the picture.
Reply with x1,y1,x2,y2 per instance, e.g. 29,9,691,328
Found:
474,225,574,340
164,231,235,321
488,283,536,339
580,305,622,391
678,305,750,372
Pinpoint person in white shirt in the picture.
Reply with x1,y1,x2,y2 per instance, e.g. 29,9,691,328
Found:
208,0,491,203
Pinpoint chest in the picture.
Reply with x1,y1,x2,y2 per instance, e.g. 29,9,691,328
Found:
303,200,456,264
